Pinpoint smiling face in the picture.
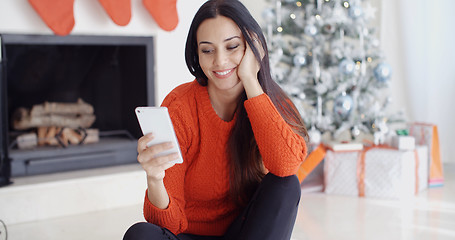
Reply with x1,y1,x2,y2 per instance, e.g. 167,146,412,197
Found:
196,16,245,95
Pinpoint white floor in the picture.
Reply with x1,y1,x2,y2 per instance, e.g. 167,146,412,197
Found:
1,164,454,240
294,165,455,240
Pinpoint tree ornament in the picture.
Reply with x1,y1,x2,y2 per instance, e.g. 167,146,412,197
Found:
308,126,322,145
333,93,353,120
374,118,389,134
322,22,336,35
338,58,356,75
304,24,318,36
98,0,131,26
143,0,179,31
373,131,385,145
348,5,363,19
28,0,75,36
363,3,377,20
315,83,328,95
293,52,307,67
373,63,392,82
351,125,361,140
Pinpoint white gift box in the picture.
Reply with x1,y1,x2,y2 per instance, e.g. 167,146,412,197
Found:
324,146,428,199
391,135,415,150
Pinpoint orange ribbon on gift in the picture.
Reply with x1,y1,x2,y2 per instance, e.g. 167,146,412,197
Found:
414,150,420,195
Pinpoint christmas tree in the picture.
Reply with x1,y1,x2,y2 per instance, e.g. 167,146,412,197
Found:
262,0,404,146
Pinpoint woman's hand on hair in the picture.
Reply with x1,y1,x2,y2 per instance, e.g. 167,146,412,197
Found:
238,36,265,99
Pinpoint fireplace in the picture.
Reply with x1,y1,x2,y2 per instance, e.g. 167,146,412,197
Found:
0,34,155,185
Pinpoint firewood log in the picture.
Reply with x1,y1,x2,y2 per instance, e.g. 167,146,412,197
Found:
17,133,38,149
13,114,96,130
34,126,100,147
45,126,59,146
83,128,99,144
12,99,96,130
60,128,83,146
37,126,48,146
30,98,94,116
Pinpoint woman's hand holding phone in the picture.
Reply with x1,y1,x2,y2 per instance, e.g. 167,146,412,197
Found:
137,133,180,182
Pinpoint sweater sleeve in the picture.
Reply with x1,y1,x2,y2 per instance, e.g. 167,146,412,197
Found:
244,93,308,177
142,92,193,235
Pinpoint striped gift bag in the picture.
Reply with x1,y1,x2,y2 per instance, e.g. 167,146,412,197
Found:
409,123,444,187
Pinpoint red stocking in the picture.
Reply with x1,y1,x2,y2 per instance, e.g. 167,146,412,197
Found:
143,0,179,31
28,0,75,36
98,0,132,26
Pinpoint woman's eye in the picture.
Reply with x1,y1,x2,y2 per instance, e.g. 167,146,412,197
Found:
227,44,239,50
201,49,213,54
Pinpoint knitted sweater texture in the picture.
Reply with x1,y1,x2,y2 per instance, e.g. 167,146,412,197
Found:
143,80,308,236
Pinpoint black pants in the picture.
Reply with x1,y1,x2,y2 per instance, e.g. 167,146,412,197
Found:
123,173,301,240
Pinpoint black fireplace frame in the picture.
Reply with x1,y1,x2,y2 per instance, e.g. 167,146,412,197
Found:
0,34,155,186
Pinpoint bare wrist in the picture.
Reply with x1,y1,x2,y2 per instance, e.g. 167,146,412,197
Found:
243,78,264,99
147,175,164,186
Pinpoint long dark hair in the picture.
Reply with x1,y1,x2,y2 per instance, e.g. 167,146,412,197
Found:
185,0,308,206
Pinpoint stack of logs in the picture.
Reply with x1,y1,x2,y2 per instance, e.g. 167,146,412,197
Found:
13,99,99,149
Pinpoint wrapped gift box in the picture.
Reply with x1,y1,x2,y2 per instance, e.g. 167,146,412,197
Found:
391,135,415,150
324,146,428,199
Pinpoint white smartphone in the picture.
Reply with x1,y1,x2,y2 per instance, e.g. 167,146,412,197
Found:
135,107,184,164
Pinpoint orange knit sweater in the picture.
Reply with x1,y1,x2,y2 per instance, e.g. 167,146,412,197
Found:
143,80,308,236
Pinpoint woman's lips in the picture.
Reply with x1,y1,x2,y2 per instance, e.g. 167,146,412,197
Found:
213,68,235,79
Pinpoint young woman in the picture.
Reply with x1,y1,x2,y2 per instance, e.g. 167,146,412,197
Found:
124,0,308,239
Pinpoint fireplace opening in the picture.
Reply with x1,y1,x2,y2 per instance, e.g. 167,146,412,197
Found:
0,34,155,179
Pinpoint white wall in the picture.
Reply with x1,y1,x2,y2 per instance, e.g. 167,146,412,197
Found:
153,0,206,104
380,0,455,163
